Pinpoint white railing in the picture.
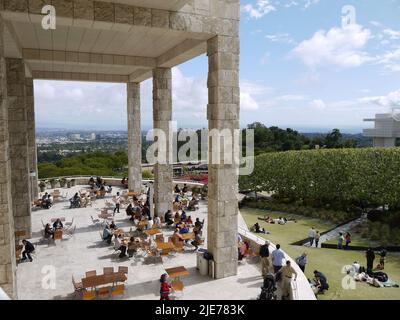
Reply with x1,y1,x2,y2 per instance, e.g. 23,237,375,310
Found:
238,226,316,300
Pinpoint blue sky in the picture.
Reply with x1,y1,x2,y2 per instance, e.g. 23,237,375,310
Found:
36,0,400,133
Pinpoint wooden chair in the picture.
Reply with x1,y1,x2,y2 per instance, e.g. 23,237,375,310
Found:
103,267,114,275
54,230,63,241
82,290,96,300
171,280,184,299
160,249,171,257
86,270,97,278
111,284,125,298
118,266,128,275
155,234,164,244
97,287,111,299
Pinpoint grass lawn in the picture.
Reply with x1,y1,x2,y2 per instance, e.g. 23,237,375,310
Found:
241,207,400,300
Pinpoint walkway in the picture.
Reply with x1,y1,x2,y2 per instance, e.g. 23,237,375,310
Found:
304,215,367,248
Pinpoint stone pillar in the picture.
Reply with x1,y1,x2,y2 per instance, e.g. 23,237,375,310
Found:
26,78,38,201
0,18,17,299
207,35,240,279
153,68,173,217
6,58,31,238
127,82,142,193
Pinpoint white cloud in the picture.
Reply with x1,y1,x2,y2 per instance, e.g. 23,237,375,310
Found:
383,28,400,39
360,89,400,108
291,24,372,68
265,33,296,44
310,99,326,110
242,0,276,19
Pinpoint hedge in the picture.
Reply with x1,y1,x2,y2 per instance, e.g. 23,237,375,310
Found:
239,148,400,210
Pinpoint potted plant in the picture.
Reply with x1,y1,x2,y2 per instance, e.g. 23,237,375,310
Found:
49,178,58,189
39,181,46,192
59,178,67,188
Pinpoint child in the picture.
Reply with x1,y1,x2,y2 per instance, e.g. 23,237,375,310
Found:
160,273,171,300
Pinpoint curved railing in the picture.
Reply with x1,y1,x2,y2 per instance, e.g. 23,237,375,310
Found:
238,226,316,300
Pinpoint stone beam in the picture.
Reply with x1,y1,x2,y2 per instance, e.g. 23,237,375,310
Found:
157,39,206,68
0,0,239,38
31,70,129,83
22,48,156,69
129,68,152,83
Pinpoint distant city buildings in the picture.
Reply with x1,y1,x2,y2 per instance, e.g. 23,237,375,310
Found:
363,113,400,147
70,133,81,140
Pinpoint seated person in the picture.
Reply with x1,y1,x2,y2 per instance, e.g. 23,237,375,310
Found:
191,230,203,250
313,270,329,294
179,224,190,234
107,185,112,193
142,205,150,219
154,215,162,228
102,225,113,244
109,220,117,230
174,185,181,194
171,229,184,246
182,184,188,194
44,223,54,239
186,215,193,226
88,177,95,187
127,237,140,257
174,211,181,222
194,218,204,229
114,234,127,258
188,198,198,211
164,210,174,226
251,222,267,234
53,218,63,230
147,217,154,230
181,210,187,222
126,203,134,220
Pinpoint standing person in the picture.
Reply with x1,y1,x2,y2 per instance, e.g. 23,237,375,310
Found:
296,252,308,273
114,192,121,214
21,239,35,262
259,241,270,277
366,247,375,274
315,231,320,248
308,227,316,247
379,248,387,269
345,232,351,249
280,261,297,300
160,273,172,300
337,232,344,249
271,244,285,273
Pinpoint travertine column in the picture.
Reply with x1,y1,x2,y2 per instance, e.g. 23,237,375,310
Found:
0,18,17,299
6,58,31,238
207,35,240,279
153,68,173,217
26,78,38,201
127,82,142,193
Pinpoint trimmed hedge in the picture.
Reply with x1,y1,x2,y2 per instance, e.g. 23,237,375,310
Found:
240,148,400,210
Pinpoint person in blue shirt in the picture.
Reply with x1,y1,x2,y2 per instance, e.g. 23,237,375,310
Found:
181,210,187,222
102,225,113,244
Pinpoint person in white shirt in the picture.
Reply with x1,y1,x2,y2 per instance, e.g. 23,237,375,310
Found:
114,234,121,250
308,227,316,246
147,217,154,230
114,192,121,214
154,215,162,228
272,244,285,273
352,261,361,274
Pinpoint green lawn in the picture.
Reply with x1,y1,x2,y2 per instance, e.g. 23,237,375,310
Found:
241,207,400,300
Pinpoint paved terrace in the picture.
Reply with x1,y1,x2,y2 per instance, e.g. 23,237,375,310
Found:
17,185,264,300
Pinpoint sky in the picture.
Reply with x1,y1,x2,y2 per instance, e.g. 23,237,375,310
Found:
35,0,400,133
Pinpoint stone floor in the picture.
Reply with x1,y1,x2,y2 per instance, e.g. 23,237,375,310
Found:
16,186,264,300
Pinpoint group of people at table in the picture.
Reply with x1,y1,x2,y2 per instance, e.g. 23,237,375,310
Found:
100,184,204,259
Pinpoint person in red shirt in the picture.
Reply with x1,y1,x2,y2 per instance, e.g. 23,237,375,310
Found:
160,273,171,300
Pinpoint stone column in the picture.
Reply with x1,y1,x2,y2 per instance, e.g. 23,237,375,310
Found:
0,18,17,299
207,35,240,279
127,82,142,193
26,78,38,201
153,68,173,217
6,58,31,238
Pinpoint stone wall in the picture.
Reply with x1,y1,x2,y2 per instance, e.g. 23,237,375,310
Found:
0,17,17,299
6,58,31,237
206,34,240,279
127,82,142,193
152,68,173,217
26,77,38,201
